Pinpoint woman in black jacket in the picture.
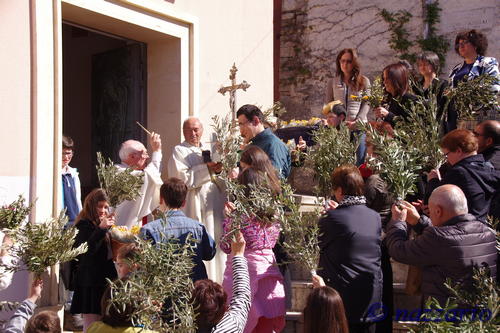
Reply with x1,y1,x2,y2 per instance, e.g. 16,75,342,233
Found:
318,165,383,333
414,52,451,134
70,189,117,332
374,63,418,128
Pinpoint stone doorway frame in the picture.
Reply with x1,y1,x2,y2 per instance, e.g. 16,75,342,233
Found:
30,0,199,310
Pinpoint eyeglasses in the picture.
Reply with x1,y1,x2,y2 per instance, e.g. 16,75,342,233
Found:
457,40,470,47
442,151,451,157
238,120,250,127
340,59,353,64
62,151,73,156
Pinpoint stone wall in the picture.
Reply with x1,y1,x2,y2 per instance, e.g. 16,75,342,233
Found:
279,0,500,120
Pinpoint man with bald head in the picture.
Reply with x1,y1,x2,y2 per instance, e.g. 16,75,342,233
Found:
115,132,163,227
385,185,496,306
167,117,225,283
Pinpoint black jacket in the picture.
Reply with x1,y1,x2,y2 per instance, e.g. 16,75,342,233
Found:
318,204,383,324
414,78,455,134
385,214,497,305
481,144,500,170
73,219,117,287
426,154,500,222
384,93,418,128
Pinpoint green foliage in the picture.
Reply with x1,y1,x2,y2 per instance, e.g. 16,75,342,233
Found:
379,9,415,62
416,1,450,71
96,152,144,208
359,122,421,201
2,211,88,278
446,74,499,120
379,1,449,72
0,195,33,230
411,267,499,332
107,229,196,332
395,94,445,171
222,175,282,243
211,114,242,177
277,182,321,275
306,125,357,198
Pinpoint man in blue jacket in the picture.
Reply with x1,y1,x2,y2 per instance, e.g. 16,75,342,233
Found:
236,104,291,178
140,177,216,281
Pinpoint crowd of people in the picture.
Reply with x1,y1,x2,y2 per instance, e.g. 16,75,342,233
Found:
1,28,499,333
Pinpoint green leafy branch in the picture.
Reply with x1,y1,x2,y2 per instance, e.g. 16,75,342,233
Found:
277,182,321,275
107,232,196,332
358,122,421,201
394,95,445,171
412,267,499,332
2,211,88,279
306,125,357,198
446,74,499,120
0,195,33,230
96,152,144,208
211,115,242,178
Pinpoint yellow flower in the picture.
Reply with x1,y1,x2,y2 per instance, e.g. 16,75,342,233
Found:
350,95,359,99
130,225,140,235
363,96,369,100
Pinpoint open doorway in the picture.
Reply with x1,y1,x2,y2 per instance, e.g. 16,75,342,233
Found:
62,22,147,198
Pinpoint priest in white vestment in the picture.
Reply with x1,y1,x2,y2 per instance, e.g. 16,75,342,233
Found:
115,133,163,228
167,117,226,283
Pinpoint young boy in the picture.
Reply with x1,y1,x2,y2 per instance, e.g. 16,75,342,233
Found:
61,135,82,227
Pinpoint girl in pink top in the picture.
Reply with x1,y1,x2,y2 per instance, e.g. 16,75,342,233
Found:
220,167,285,333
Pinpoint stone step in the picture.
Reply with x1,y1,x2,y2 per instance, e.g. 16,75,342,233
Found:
283,311,302,333
290,280,312,312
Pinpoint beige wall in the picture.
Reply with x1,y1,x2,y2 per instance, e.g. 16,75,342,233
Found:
0,0,31,191
0,0,274,308
147,0,275,141
0,0,32,313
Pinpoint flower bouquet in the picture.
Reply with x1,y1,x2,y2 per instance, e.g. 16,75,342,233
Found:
0,195,33,230
281,117,321,128
109,225,140,260
350,76,386,108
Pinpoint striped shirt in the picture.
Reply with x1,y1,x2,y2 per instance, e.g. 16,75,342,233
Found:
212,256,251,333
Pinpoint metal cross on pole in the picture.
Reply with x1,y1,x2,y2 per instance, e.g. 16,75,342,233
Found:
218,63,251,121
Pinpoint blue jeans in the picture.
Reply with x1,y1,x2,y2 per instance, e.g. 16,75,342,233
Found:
352,131,367,166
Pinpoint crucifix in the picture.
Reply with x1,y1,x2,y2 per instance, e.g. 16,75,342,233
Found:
218,63,251,121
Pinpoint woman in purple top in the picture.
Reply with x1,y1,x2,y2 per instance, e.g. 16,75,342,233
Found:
220,167,285,333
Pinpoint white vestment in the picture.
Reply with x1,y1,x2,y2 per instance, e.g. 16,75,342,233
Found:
167,141,226,283
115,151,163,228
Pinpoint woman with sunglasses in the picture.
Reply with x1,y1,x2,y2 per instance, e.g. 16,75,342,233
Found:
325,48,371,165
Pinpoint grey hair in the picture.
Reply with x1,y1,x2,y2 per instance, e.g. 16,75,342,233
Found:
429,184,468,215
119,140,142,162
182,117,203,129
